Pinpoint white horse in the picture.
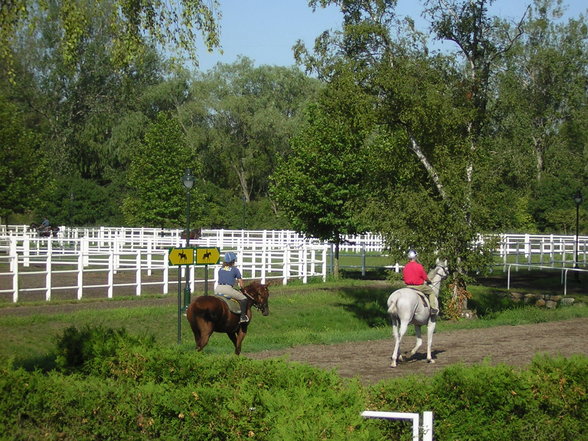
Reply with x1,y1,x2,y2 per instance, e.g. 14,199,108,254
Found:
386,260,449,368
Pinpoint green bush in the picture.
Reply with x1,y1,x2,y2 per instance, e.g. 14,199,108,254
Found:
1,326,586,440
54,325,155,374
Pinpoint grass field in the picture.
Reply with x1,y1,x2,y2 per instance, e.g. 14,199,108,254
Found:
1,270,586,371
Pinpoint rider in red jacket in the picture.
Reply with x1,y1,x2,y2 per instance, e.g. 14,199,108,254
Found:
402,250,439,316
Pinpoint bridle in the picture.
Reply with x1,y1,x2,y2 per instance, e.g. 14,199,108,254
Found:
429,264,449,289
241,287,268,312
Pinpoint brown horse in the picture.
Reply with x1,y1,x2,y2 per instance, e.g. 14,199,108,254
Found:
186,281,270,355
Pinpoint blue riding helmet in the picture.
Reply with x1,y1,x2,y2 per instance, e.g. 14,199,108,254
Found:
224,252,237,263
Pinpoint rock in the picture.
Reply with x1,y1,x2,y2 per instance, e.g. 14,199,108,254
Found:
535,299,546,307
460,309,478,320
510,292,524,302
545,300,557,309
559,297,575,306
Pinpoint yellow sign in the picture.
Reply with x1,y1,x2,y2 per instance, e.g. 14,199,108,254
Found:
168,248,194,266
195,247,221,265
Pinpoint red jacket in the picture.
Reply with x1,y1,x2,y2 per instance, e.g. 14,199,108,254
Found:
403,261,428,285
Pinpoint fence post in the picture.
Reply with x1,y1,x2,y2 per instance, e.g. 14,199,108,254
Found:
163,249,169,294
45,239,52,301
77,252,83,300
422,411,434,441
11,238,19,303
136,250,142,296
108,252,114,298
283,247,290,285
82,237,90,266
361,245,366,277
23,236,30,267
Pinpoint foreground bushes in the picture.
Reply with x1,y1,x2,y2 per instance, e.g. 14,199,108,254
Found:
0,326,586,440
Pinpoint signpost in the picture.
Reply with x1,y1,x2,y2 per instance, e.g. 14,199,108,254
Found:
168,247,195,344
168,247,194,266
195,247,220,296
168,247,220,344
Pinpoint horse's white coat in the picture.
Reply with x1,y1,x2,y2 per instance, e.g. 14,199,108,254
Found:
386,261,448,368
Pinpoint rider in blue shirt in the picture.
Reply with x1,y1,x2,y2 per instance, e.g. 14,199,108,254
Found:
215,252,248,322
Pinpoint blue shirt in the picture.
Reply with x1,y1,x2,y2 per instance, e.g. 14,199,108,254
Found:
218,266,242,286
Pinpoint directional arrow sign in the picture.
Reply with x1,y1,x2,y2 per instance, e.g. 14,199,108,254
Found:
195,247,221,265
168,247,194,266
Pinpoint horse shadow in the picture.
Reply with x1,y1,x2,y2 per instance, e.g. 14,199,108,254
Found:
401,349,446,363
338,285,393,328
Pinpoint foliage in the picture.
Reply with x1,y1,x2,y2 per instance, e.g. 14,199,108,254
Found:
54,325,155,374
0,93,45,222
0,326,586,441
122,113,202,227
0,0,220,79
37,176,124,226
192,58,320,203
270,68,374,277
368,355,588,441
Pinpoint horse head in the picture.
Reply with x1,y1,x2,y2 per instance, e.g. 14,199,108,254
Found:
242,281,270,316
430,259,449,281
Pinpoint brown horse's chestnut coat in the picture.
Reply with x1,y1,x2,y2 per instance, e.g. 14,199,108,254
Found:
186,281,270,355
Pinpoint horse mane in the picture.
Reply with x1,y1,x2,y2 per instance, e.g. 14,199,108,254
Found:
244,280,266,295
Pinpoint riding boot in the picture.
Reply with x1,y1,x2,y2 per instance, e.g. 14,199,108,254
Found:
429,293,439,316
239,299,249,323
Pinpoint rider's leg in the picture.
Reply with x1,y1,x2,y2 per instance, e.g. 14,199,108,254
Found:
422,284,439,315
238,299,249,323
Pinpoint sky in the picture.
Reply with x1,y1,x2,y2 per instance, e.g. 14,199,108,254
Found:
194,0,587,73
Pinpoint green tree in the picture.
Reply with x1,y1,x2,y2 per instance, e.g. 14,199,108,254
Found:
297,0,528,308
122,113,202,227
1,0,220,79
194,58,320,204
270,70,373,277
0,94,45,223
491,0,587,231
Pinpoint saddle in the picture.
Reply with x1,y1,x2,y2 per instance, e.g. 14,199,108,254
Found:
408,288,430,309
214,293,243,315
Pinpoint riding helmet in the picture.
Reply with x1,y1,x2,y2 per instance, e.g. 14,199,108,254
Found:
224,252,237,263
407,249,417,259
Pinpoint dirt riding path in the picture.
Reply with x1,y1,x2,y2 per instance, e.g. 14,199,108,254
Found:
248,318,588,384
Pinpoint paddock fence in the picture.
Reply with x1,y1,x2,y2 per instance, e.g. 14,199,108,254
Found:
0,226,586,303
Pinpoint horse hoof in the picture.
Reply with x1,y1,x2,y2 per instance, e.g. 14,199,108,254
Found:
428,359,435,364
389,363,397,368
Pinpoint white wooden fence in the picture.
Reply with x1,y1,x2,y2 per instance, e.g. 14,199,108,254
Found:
0,226,586,303
0,232,328,303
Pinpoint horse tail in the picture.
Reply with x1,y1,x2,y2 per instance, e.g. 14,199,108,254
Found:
387,292,399,315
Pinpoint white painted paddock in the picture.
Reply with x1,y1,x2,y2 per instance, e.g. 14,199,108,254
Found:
0,227,586,302
0,233,329,302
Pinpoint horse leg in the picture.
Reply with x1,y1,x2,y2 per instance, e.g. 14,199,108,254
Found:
192,319,213,351
227,332,240,355
408,325,423,358
229,330,246,355
426,320,437,364
390,319,408,368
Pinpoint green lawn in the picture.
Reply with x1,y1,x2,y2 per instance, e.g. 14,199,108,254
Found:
1,275,587,370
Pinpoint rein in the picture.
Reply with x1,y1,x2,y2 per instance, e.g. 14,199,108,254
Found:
241,288,264,310
429,265,449,289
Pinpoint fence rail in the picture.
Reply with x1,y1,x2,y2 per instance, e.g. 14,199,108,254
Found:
1,226,586,303
0,233,328,303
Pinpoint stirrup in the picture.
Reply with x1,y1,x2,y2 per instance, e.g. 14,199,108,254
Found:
430,308,439,316
239,314,249,323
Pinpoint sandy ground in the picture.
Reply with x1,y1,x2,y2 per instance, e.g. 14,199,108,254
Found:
247,318,588,384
